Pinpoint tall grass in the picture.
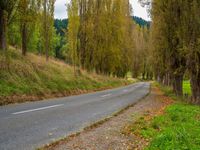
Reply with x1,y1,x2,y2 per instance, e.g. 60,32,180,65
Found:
0,49,131,104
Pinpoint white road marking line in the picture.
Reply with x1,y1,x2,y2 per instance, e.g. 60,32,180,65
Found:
123,89,129,92
101,93,112,98
12,104,64,115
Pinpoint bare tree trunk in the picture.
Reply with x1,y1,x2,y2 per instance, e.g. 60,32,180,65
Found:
0,9,7,51
21,23,27,56
173,74,183,96
190,73,200,104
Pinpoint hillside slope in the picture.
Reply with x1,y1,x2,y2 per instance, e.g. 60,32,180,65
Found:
0,49,132,105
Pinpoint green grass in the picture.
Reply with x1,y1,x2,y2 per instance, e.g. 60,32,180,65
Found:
139,103,200,150
130,83,200,150
0,49,132,105
183,80,191,95
153,81,192,98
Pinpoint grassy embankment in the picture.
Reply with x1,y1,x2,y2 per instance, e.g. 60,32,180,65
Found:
0,49,133,105
129,82,200,149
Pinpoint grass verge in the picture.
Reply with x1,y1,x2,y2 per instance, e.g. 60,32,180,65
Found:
128,83,200,150
183,80,191,96
0,49,133,105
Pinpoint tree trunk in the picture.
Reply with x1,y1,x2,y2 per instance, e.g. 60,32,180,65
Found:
163,73,171,86
190,73,200,104
159,74,164,85
142,72,145,80
45,38,49,61
163,74,167,86
21,23,27,56
168,73,173,87
132,70,138,78
132,74,137,78
172,75,183,96
0,9,7,51
146,72,149,80
44,0,48,61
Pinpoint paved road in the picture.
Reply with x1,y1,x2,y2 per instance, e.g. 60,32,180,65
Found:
0,82,150,150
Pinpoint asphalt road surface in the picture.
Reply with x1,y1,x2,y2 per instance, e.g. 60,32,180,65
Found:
0,82,150,150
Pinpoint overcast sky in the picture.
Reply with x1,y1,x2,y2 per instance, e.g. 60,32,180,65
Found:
55,0,150,21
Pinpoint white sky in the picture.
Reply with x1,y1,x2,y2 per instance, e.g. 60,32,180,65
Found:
54,0,151,21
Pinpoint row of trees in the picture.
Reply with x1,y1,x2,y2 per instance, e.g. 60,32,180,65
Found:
0,0,152,79
0,0,150,79
151,0,200,103
67,0,152,78
0,0,56,60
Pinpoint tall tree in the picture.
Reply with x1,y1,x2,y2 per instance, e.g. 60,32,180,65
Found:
42,0,55,61
67,0,145,78
0,0,19,51
18,0,38,55
68,0,80,75
181,0,200,103
151,0,186,96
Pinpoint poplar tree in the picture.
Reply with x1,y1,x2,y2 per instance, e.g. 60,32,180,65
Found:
68,0,80,75
42,0,55,61
68,0,135,77
181,0,200,103
18,0,38,56
151,0,186,96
